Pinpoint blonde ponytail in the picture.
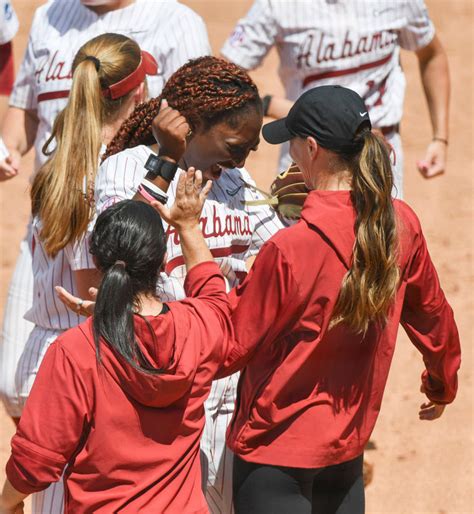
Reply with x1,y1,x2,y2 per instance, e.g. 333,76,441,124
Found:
31,33,142,257
330,129,400,334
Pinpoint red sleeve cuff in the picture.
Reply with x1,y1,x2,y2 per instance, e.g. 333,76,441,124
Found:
6,436,67,494
6,457,47,495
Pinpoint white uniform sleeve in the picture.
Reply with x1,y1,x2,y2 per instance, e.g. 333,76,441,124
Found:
0,0,18,44
63,216,97,271
9,9,39,110
242,174,284,258
95,151,145,215
398,1,435,51
220,0,278,70
163,6,211,82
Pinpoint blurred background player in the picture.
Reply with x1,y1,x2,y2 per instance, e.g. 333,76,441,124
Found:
0,0,18,98
221,0,450,196
0,0,210,433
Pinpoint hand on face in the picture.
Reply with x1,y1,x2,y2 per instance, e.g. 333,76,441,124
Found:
152,99,191,164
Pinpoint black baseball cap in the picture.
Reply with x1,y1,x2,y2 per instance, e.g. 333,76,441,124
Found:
262,85,371,153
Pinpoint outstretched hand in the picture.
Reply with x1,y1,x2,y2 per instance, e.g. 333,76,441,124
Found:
55,286,97,317
151,167,211,230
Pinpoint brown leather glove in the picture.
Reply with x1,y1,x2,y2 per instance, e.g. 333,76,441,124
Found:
270,163,309,219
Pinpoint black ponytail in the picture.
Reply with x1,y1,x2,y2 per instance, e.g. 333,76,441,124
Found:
89,200,167,374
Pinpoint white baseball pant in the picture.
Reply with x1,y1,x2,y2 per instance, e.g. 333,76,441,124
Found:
0,226,34,417
202,374,239,514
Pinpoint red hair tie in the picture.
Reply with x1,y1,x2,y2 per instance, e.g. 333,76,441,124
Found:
103,50,158,100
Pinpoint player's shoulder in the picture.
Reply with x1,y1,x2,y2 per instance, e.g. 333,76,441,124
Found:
394,199,422,231
101,145,153,170
52,320,96,366
139,0,205,23
393,199,425,253
28,0,80,37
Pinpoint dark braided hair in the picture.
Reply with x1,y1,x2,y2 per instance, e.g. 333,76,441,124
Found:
104,56,261,161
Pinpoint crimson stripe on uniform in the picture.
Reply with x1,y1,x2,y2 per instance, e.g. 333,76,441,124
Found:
37,90,70,103
165,244,250,274
302,53,392,88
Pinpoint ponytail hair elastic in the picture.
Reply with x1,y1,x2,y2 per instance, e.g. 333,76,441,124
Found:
114,259,126,268
84,55,101,72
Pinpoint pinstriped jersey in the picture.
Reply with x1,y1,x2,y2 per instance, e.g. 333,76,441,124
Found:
95,145,284,301
24,217,93,329
0,0,18,44
23,148,106,330
10,0,210,171
221,0,434,128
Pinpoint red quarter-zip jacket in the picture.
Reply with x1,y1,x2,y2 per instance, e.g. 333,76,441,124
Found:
6,262,233,513
221,190,461,469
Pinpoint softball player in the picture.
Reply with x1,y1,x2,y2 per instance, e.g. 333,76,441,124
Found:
221,0,450,197
0,0,210,426
92,56,284,513
13,32,157,514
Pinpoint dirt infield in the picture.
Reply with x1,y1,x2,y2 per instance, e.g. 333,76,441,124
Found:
0,1,472,513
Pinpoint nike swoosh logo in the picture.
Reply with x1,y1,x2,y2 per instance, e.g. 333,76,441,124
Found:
359,112,367,117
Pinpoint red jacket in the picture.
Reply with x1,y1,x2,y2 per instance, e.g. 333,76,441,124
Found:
6,262,233,513
221,190,461,469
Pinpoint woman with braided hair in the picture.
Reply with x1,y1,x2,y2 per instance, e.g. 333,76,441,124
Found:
88,55,284,514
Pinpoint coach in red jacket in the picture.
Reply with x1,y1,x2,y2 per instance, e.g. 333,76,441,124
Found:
220,86,460,514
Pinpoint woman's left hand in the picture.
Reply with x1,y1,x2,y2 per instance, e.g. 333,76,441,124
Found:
417,140,447,178
152,167,211,231
55,286,97,317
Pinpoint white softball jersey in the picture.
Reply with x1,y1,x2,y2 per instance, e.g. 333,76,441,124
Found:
0,0,18,44
95,145,284,299
23,217,93,330
10,0,211,171
222,0,434,129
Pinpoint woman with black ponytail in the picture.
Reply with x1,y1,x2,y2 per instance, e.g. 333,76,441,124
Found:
216,86,461,514
1,170,235,514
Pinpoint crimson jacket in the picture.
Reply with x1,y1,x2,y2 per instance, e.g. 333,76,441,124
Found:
221,190,461,469
6,262,233,514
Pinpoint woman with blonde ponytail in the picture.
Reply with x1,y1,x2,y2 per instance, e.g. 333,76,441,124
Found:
214,86,461,513
14,32,157,514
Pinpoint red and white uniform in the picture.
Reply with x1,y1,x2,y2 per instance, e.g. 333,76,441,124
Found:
7,262,235,514
94,145,284,513
11,0,210,170
0,0,209,417
221,0,435,196
0,0,19,95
